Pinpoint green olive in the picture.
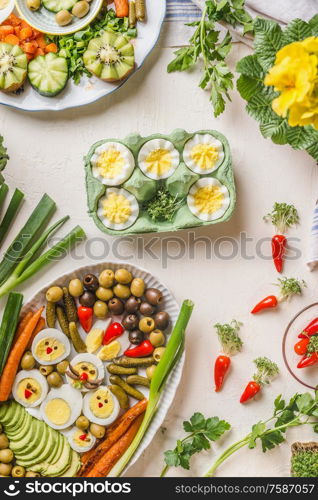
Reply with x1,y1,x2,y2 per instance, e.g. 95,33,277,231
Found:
76,416,90,431
0,434,9,449
72,0,90,18
69,278,84,297
25,471,41,477
20,351,36,370
146,364,157,380
55,9,73,26
99,269,115,288
27,0,40,11
149,329,165,347
90,423,106,439
94,300,108,319
47,372,63,388
0,463,12,476
113,284,131,300
46,286,63,303
0,449,14,464
130,278,145,297
11,465,25,477
0,424,2,434
56,360,69,375
96,286,113,302
139,317,155,334
39,365,54,377
114,268,133,284
153,346,166,363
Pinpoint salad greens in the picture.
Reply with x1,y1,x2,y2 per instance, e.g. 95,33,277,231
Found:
143,188,183,222
264,203,299,234
291,447,318,477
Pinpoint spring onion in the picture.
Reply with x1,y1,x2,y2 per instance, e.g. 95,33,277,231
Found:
0,188,24,247
108,299,194,477
0,292,23,374
0,184,8,214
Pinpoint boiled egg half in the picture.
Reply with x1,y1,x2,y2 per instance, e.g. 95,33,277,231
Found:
40,384,82,430
67,427,96,453
12,369,48,408
83,385,120,426
97,188,139,230
31,328,71,366
91,142,135,186
183,134,224,174
66,353,105,392
187,177,230,221
138,139,180,180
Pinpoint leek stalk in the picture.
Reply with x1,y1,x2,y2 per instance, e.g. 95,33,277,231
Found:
0,188,24,246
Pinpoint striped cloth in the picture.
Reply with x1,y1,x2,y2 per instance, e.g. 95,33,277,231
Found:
165,0,201,22
307,200,318,270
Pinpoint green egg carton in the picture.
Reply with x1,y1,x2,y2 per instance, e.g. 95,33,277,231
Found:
84,128,236,236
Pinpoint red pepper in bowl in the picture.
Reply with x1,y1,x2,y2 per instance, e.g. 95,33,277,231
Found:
298,317,318,338
294,338,309,356
297,335,318,369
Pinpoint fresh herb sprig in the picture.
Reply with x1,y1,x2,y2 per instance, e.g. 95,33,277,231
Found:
144,188,183,222
276,277,306,302
264,203,299,233
252,357,279,385
167,0,253,117
214,320,243,355
161,413,230,476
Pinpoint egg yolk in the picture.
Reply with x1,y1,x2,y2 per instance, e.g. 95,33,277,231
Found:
102,192,131,224
17,378,42,404
190,144,219,170
72,430,92,448
35,338,65,362
89,388,114,419
73,362,97,382
96,148,125,179
145,148,172,176
45,398,71,426
193,185,224,214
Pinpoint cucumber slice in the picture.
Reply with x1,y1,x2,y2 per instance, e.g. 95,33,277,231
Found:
28,53,68,97
42,0,77,13
0,43,27,93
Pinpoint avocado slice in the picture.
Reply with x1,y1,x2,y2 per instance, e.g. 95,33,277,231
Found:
11,420,45,454
18,428,60,468
10,419,37,449
16,425,51,467
29,431,63,472
7,413,35,442
44,437,72,477
60,451,81,477
0,401,21,426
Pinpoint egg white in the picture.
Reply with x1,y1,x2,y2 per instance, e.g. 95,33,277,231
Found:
12,370,48,408
40,384,83,430
183,134,224,174
97,188,139,231
67,427,96,453
91,142,135,186
82,385,120,426
138,139,180,180
66,353,105,392
187,177,230,221
31,328,71,366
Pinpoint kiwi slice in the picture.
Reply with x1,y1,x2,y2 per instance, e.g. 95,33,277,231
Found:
0,43,28,93
83,30,135,82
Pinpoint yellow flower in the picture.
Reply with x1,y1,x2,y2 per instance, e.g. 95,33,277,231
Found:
288,98,318,129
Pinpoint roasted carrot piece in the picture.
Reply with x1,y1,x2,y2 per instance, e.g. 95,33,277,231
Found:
7,14,22,26
22,42,37,53
114,0,129,17
19,27,33,40
28,316,45,347
35,47,45,57
45,43,58,53
36,35,47,48
0,26,14,37
4,34,20,45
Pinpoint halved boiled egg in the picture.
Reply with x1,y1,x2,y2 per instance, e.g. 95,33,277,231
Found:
67,426,96,453
12,369,48,408
40,384,83,430
83,385,120,426
66,353,105,392
31,328,71,366
91,142,135,186
187,177,230,221
183,134,224,174
97,188,139,231
138,139,180,180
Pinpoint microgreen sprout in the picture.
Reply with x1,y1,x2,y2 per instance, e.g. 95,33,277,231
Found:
214,320,243,356
276,277,306,302
264,202,299,233
253,357,279,386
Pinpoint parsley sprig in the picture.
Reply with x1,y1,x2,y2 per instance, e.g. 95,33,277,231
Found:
263,202,299,233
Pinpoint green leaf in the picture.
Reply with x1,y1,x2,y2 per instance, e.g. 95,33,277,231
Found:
248,422,266,449
274,395,286,413
261,430,285,452
0,136,9,173
210,86,226,118
205,418,231,441
167,46,197,73
193,434,211,451
164,450,180,467
259,118,288,144
190,412,206,431
308,14,318,35
285,126,318,150
237,74,263,101
282,19,313,44
254,17,284,70
246,90,278,124
296,393,314,414
275,410,297,430
306,141,318,163
236,54,265,79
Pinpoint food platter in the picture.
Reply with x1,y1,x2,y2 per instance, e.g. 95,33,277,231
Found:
0,0,166,112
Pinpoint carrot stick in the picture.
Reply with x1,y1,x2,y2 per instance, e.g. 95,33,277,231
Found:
0,307,44,401
114,0,129,17
28,316,45,348
78,399,147,476
14,312,33,342
86,413,144,477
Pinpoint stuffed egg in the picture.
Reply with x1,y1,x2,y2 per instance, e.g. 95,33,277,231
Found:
138,139,180,180
67,427,96,453
83,386,120,426
66,353,104,392
97,188,139,230
32,329,71,366
187,177,230,221
183,134,224,174
91,142,134,186
12,370,48,408
40,384,82,430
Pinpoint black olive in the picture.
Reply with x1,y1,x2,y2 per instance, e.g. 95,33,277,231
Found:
145,288,163,306
128,329,144,345
125,296,141,313
154,311,170,330
122,314,139,331
79,291,96,307
140,301,156,316
108,298,124,315
83,274,99,292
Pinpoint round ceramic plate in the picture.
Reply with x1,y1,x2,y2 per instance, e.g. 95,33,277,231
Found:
0,0,166,111
21,261,184,476
0,0,14,23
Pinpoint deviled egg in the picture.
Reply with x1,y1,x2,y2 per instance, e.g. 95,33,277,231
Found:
83,386,120,426
40,384,82,430
32,328,71,366
138,139,180,180
12,370,48,408
183,134,224,174
91,142,135,186
67,427,96,453
187,177,230,221
97,188,139,230
66,353,104,392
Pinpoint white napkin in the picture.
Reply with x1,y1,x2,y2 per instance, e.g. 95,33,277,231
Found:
307,200,318,271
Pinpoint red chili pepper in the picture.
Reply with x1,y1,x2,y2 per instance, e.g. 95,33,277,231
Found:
271,234,286,273
298,317,318,338
297,352,318,369
251,295,278,314
124,340,154,358
240,381,261,403
78,306,93,333
294,338,309,356
79,434,87,441
24,389,32,399
214,355,231,392
103,322,124,345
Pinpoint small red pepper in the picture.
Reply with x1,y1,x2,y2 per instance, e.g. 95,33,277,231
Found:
80,372,89,381
272,234,287,273
46,347,53,354
124,340,154,358
297,352,318,369
298,317,318,338
240,381,261,403
79,434,87,441
78,306,93,333
98,402,103,408
251,295,278,314
294,338,309,356
24,389,32,399
214,355,231,392
103,322,124,345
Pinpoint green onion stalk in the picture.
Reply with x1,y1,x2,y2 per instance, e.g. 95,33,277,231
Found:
108,299,194,477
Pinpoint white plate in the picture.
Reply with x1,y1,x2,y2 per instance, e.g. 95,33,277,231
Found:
0,0,14,23
0,0,166,112
21,261,183,476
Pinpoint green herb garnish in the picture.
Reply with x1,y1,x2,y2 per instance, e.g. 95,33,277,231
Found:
292,449,318,477
307,336,318,354
276,277,306,301
0,135,9,173
264,202,299,233
214,320,243,355
144,188,183,222
252,357,279,385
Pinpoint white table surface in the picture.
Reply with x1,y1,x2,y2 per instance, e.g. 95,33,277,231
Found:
1,29,318,477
